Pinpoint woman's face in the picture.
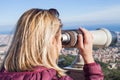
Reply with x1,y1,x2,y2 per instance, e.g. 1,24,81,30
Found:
57,30,62,52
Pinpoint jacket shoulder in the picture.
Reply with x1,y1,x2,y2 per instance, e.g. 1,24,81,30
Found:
0,66,56,80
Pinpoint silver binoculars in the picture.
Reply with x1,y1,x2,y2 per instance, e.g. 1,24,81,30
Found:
62,28,120,48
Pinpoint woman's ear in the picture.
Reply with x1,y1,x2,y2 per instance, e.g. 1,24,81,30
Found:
51,36,57,45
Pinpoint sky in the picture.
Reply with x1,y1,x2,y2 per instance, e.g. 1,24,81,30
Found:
0,0,120,32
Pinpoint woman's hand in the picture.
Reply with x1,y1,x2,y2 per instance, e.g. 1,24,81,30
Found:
77,28,94,64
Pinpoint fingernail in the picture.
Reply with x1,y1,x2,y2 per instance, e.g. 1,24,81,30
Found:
79,27,82,30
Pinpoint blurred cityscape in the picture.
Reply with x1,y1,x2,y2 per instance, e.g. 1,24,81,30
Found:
61,45,120,68
0,34,13,66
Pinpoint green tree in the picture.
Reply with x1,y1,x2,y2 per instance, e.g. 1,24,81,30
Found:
58,54,76,68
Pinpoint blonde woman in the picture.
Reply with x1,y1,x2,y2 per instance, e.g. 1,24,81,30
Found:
0,8,103,80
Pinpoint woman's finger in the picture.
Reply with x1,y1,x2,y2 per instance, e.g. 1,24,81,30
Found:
78,34,84,49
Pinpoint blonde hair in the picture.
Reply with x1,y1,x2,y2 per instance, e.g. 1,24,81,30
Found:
3,8,65,76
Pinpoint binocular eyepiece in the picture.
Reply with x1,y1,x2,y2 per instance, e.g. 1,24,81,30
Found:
62,28,120,48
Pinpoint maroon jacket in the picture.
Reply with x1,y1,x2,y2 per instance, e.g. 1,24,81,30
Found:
0,62,104,80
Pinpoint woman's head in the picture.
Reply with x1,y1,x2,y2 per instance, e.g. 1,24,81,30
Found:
4,8,65,76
